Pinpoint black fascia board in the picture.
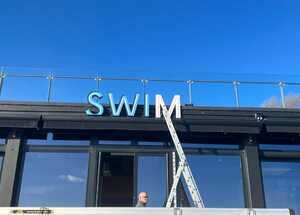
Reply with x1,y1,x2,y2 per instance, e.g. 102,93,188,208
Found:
1,101,300,137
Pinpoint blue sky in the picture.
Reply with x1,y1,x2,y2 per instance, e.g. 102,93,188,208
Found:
1,1,300,107
1,0,300,80
1,1,300,212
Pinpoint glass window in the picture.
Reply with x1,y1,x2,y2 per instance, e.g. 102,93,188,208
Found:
138,142,165,146
98,153,134,206
99,140,132,145
98,79,144,104
262,161,300,214
283,84,300,109
0,138,6,144
239,83,281,108
28,139,89,145
19,153,88,207
137,155,167,207
27,134,89,145
192,82,235,107
260,144,300,151
183,143,240,149
1,76,48,102
145,81,189,105
50,78,96,103
185,155,244,208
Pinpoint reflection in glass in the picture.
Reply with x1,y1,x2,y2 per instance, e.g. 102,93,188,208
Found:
260,144,300,151
138,142,165,146
137,155,167,207
27,138,89,145
0,139,5,144
19,153,88,206
183,143,239,149
186,155,244,208
262,162,300,214
99,140,132,145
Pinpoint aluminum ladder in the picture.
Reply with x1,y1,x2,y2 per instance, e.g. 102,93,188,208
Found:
160,103,205,208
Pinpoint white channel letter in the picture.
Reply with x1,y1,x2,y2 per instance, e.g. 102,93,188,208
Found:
86,92,104,116
155,95,181,119
108,93,140,117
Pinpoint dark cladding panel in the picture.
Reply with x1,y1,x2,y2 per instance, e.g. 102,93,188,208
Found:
0,133,22,206
0,114,39,128
241,140,265,208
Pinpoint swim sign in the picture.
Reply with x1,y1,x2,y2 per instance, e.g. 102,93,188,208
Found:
85,92,181,118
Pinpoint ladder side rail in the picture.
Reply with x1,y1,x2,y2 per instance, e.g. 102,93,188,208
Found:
161,107,188,162
166,160,185,207
182,165,205,207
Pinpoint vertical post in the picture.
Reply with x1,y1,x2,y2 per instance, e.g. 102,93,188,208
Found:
233,81,240,107
47,74,54,102
141,79,148,97
95,76,101,92
141,79,148,106
0,131,23,206
279,81,286,108
167,149,173,206
96,151,104,206
0,67,5,96
86,138,99,207
167,146,189,207
241,137,265,208
187,80,193,105
172,151,177,207
133,153,138,206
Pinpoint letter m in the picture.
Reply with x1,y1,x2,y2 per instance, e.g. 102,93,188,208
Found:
155,95,181,119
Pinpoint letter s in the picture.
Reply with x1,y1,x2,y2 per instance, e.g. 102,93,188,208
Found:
86,92,104,116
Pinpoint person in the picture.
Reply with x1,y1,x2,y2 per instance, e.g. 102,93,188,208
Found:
136,192,148,207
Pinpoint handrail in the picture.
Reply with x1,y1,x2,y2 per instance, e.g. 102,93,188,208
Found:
0,67,299,108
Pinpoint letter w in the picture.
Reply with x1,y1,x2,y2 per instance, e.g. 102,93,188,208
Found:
109,93,140,117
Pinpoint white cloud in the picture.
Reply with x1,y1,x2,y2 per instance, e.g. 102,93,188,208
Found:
59,174,85,183
261,94,300,108
261,96,279,108
285,94,300,108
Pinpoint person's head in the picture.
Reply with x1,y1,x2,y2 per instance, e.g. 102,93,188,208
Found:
138,192,148,205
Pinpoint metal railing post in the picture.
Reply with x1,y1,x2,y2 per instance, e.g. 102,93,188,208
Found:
47,74,54,102
233,81,240,107
0,67,5,96
187,80,193,105
141,79,148,97
279,81,286,108
95,76,101,92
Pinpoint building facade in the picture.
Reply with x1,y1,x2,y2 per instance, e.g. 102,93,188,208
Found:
0,101,299,212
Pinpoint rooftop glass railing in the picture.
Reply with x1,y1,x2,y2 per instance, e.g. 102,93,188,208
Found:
0,67,300,108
